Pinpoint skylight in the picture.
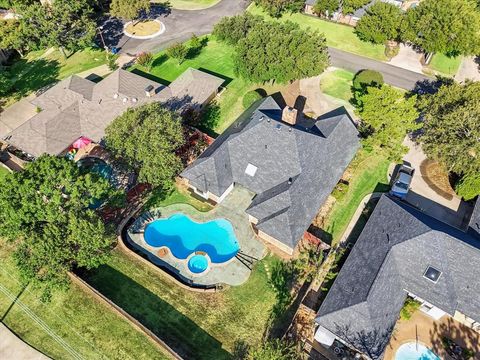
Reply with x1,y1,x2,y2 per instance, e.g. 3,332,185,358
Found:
423,266,442,283
245,163,257,177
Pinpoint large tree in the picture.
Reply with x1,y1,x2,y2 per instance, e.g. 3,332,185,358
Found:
403,0,480,55
105,103,185,188
110,0,150,21
418,81,480,199
16,0,97,56
355,2,405,44
0,156,117,301
342,0,370,15
233,20,329,83
213,13,263,45
358,85,419,158
254,0,305,18
313,0,339,17
0,19,29,56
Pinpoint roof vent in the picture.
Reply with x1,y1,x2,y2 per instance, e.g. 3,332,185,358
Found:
245,163,257,177
145,85,155,97
282,106,298,126
276,124,282,131
113,93,119,99
288,177,293,185
259,116,265,121
123,97,128,104
132,97,138,103
423,266,442,283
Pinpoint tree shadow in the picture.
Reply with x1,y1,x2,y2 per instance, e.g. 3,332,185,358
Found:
81,265,230,359
97,16,125,49
410,75,454,96
145,3,172,19
9,58,60,98
130,68,170,86
151,53,169,69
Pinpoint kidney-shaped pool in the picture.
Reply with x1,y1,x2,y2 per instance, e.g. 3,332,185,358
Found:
144,213,240,264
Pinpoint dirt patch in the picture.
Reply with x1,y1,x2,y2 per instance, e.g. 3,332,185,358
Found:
419,159,455,200
125,21,161,37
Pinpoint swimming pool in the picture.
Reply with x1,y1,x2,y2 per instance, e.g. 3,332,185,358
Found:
77,157,113,181
395,343,440,360
144,213,240,265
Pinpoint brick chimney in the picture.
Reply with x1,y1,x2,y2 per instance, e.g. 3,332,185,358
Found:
282,106,298,126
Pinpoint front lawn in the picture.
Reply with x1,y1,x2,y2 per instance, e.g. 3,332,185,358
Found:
247,4,387,61
144,183,214,212
428,53,462,76
83,248,279,359
0,239,170,360
131,37,276,135
4,47,107,107
320,69,355,102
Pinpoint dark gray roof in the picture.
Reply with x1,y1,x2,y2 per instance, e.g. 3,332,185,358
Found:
181,97,360,250
304,0,316,6
316,195,480,359
469,197,480,238
3,68,223,157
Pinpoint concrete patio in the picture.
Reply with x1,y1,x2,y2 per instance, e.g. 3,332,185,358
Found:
127,186,266,287
384,311,480,359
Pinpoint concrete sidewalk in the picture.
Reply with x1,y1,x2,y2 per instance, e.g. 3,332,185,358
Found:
0,323,49,360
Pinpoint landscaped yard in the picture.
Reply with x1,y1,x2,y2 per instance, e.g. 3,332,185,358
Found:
3,47,107,107
0,165,10,181
83,247,279,359
247,4,387,61
428,53,462,76
144,182,214,212
0,239,171,360
152,0,220,10
320,69,355,102
131,37,284,135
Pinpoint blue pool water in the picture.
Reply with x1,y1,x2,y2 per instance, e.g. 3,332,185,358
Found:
395,343,440,360
144,213,240,264
188,255,209,274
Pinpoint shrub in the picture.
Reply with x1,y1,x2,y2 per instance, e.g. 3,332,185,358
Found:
242,90,263,109
400,298,421,320
385,42,400,59
331,181,349,201
106,54,118,71
213,13,263,45
136,51,154,71
455,173,480,200
353,69,384,93
166,42,188,64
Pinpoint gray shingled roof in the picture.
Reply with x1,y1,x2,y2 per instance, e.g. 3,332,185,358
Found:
315,195,480,359
181,97,360,250
469,198,480,238
2,68,223,157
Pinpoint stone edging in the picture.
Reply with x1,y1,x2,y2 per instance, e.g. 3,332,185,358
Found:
123,20,166,40
69,272,183,360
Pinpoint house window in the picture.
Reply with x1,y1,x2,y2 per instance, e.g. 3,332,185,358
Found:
245,163,257,177
423,266,442,283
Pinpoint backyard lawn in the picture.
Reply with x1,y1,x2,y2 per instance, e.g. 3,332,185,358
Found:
152,0,221,10
3,47,107,107
247,4,387,61
0,239,171,360
131,37,280,135
83,248,279,359
428,53,462,76
144,182,214,212
320,69,355,102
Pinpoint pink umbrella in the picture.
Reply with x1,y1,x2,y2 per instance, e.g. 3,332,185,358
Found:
72,136,92,149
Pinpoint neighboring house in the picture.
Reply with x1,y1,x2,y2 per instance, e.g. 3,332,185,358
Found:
0,67,223,158
181,97,360,255
315,195,480,359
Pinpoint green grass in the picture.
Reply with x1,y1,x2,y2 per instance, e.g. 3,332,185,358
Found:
152,0,220,10
324,148,391,244
131,38,267,135
144,184,214,212
84,249,279,359
428,53,462,76
320,69,355,102
248,4,387,61
5,47,107,107
0,239,171,360
0,165,10,181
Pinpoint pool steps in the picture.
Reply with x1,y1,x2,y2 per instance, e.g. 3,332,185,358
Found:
235,251,258,270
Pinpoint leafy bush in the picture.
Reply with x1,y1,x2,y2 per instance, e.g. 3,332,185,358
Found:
166,42,188,64
353,69,384,93
400,298,421,320
331,181,349,201
242,89,263,109
136,51,154,71
213,13,263,45
385,43,400,59
106,53,118,71
455,173,480,200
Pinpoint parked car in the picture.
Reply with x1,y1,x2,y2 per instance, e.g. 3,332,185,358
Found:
390,165,414,200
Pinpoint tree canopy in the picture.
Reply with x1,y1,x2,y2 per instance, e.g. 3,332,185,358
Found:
15,0,97,55
0,156,117,301
110,0,150,21
166,42,189,64
418,81,480,199
254,0,305,18
105,103,185,188
0,19,29,55
355,2,405,44
403,0,480,55
342,0,370,15
313,0,339,17
233,19,329,83
358,85,419,158
213,13,263,45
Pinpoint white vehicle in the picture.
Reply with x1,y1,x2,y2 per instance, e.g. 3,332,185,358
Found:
390,165,414,200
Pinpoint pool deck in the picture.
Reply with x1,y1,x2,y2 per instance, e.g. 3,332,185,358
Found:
127,186,266,287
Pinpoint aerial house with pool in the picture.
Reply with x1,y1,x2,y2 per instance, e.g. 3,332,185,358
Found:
181,96,360,256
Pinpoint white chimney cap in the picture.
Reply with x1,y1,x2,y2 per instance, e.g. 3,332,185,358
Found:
113,93,119,99
123,97,128,103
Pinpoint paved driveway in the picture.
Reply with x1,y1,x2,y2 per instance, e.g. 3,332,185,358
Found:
0,323,49,360
101,0,248,55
